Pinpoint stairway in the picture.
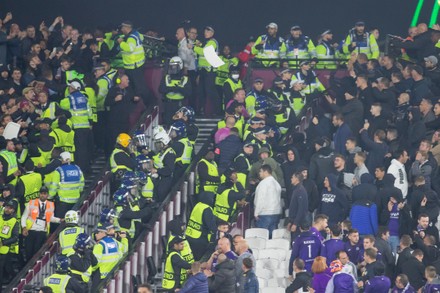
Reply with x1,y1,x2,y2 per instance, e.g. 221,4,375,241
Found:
84,154,107,190
194,117,221,154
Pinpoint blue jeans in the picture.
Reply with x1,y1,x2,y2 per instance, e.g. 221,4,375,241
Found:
389,235,400,254
256,215,280,239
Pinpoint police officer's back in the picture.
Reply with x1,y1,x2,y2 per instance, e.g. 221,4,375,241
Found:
162,236,191,291
169,121,193,181
44,255,86,293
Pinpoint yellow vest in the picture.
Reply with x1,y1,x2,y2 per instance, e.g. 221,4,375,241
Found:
110,148,133,174
44,273,70,293
162,250,188,289
175,138,193,165
214,188,237,222
120,31,145,69
164,75,188,100
167,235,194,264
153,147,176,169
185,202,212,240
59,225,85,255
19,172,43,203
0,215,17,254
0,150,18,186
195,159,219,194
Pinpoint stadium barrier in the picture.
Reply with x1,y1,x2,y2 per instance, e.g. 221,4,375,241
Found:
9,107,160,293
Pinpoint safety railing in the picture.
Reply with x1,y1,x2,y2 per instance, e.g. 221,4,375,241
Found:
9,106,160,293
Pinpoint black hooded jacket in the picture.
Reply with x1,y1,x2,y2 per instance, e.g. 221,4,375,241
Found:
352,173,378,205
407,107,427,154
318,173,349,224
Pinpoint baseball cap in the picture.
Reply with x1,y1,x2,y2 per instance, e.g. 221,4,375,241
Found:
121,21,133,27
299,60,310,67
273,76,284,85
60,152,72,161
68,81,82,91
290,79,304,88
279,68,291,75
424,56,438,66
253,127,268,135
266,22,278,29
355,21,365,26
253,77,264,83
258,147,270,155
321,29,332,37
5,200,17,211
169,236,185,246
205,26,215,33
290,25,301,31
40,186,49,193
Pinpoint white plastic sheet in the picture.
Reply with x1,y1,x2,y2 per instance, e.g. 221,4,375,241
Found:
203,45,225,68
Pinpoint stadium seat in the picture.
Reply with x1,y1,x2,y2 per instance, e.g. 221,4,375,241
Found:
267,278,280,287
272,228,290,240
286,249,292,261
261,287,286,293
247,237,267,250
245,228,269,240
266,239,290,251
258,277,267,289
258,248,285,261
256,267,273,280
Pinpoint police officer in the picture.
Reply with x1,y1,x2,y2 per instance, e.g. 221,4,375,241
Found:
28,121,55,168
159,56,192,126
43,255,86,292
0,138,20,185
222,67,243,106
0,201,19,291
193,26,221,115
34,90,72,123
268,76,290,107
213,168,246,223
167,218,194,264
343,21,379,59
93,63,113,151
49,152,84,219
291,61,326,96
21,186,61,261
244,126,272,160
68,233,98,292
117,21,150,108
233,143,255,188
172,106,198,146
195,150,220,196
316,30,338,69
50,116,75,160
150,126,176,202
59,210,85,255
93,222,127,279
185,191,219,261
245,77,267,118
169,121,193,181
136,157,155,201
269,99,297,135
285,25,316,68
162,236,192,292
113,187,153,241
110,133,137,182
60,80,93,173
35,147,63,189
252,23,286,68
16,160,43,208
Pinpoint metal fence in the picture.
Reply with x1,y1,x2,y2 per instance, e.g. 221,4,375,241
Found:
9,107,160,293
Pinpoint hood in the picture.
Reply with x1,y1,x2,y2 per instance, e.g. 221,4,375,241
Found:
382,173,396,187
216,259,235,270
326,173,338,190
285,146,301,164
317,146,334,157
360,173,374,184
410,107,422,121
348,146,362,154
199,191,215,207
168,218,184,236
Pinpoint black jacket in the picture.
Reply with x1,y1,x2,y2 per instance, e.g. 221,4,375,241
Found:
402,256,426,290
328,98,364,134
396,247,412,275
352,173,378,205
286,271,312,293
208,259,236,293
289,183,310,226
309,146,335,188
215,134,243,174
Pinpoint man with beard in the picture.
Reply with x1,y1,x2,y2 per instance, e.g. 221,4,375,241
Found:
252,23,286,68
316,30,337,69
285,25,316,68
343,21,379,59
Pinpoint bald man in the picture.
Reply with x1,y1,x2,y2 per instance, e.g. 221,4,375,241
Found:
206,237,238,271
235,239,256,293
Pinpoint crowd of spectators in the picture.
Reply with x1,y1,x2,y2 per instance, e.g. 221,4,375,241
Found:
1,9,440,293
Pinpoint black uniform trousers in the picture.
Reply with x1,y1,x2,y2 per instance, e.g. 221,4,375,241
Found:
24,230,47,262
125,66,152,108
197,69,221,115
74,128,92,174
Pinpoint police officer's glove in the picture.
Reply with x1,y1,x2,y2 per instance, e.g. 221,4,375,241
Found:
151,173,159,179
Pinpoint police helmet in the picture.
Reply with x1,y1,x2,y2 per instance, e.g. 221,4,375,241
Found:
55,255,70,273
169,121,187,138
121,178,137,190
100,208,117,224
123,171,139,182
113,188,129,206
65,210,79,224
169,56,183,74
73,233,91,250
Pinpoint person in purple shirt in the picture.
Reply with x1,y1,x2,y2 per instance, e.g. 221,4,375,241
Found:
310,214,329,243
290,221,323,274
324,259,358,293
364,262,391,293
344,228,363,263
391,274,416,293
423,266,440,293
311,256,333,293
322,224,346,265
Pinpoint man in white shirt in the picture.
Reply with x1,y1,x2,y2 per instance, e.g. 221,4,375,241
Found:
387,149,409,198
176,26,197,109
21,186,62,261
254,164,281,238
